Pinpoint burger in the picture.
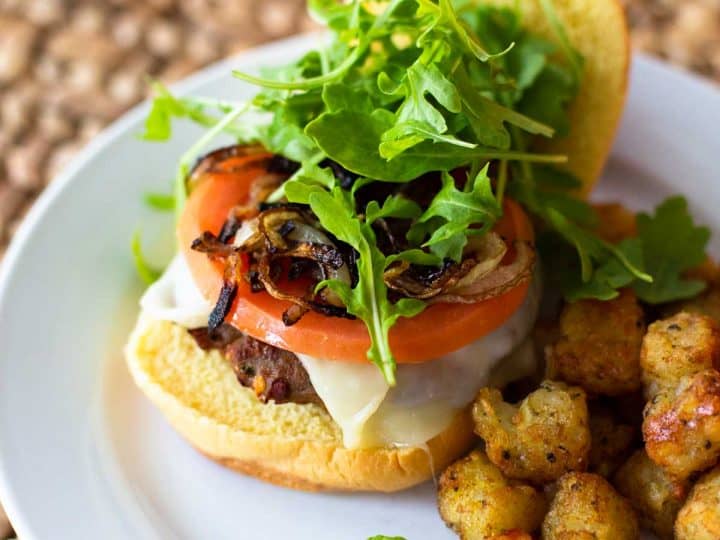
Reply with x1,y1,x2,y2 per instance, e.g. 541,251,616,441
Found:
126,0,630,492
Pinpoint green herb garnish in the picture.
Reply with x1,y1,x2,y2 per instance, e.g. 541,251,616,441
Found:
409,165,501,261
139,0,711,384
307,185,427,384
633,197,710,303
131,230,162,285
143,192,176,212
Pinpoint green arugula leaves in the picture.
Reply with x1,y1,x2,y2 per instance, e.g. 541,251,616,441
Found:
139,0,713,385
410,166,501,261
308,187,427,384
131,230,161,285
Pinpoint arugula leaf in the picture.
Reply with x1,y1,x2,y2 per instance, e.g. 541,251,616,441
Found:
411,165,502,261
143,192,175,212
367,536,407,540
283,162,338,204
380,62,462,131
131,230,161,285
141,83,214,141
417,0,511,61
518,64,577,136
306,110,566,183
543,234,642,302
376,61,463,155
512,163,652,303
141,82,249,141
308,187,426,385
380,122,477,160
536,196,709,304
307,0,359,31
323,83,374,114
632,197,710,304
172,104,250,219
365,195,423,223
454,65,554,149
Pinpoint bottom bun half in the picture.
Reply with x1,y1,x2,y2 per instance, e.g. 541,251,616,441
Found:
125,315,476,492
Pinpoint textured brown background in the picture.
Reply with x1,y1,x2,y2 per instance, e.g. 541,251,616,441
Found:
0,0,718,537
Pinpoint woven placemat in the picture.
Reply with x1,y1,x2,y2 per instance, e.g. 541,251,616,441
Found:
0,0,719,537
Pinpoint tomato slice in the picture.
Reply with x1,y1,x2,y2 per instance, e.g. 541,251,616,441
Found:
179,154,534,363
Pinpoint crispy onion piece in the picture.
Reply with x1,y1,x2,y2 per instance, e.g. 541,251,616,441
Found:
431,241,536,304
384,232,508,300
255,254,354,326
257,207,311,251
452,232,508,290
233,218,263,251
384,260,455,299
233,204,353,323
191,231,237,259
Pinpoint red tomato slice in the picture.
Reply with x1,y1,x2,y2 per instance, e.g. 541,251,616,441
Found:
179,153,534,363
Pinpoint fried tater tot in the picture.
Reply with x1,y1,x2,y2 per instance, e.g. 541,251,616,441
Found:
587,404,637,478
675,465,720,540
438,450,547,540
640,312,720,399
643,369,720,480
542,472,640,540
613,449,689,540
473,381,590,484
546,289,645,396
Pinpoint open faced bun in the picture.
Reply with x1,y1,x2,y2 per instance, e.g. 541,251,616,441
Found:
125,315,476,492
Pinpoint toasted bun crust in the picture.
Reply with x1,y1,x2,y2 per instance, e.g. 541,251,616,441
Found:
487,0,630,195
125,315,476,492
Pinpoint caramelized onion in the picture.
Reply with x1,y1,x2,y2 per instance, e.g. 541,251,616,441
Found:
451,233,508,290
229,204,354,322
432,241,536,304
384,232,508,300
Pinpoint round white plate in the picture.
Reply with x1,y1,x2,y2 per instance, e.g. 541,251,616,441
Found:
0,33,718,540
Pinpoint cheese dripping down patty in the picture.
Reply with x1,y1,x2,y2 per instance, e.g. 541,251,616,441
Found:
141,254,540,449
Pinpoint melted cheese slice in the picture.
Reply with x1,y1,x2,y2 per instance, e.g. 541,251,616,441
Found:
140,254,213,329
142,256,540,450
298,275,541,448
297,354,389,448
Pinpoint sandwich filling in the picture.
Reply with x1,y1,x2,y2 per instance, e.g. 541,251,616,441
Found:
141,252,539,448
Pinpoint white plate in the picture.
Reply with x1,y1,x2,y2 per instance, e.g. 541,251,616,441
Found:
0,33,718,540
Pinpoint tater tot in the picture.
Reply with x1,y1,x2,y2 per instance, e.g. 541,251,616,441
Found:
473,381,590,484
613,449,689,540
542,472,640,540
640,312,720,399
546,289,645,396
438,450,547,540
675,465,720,540
643,369,720,480
587,404,637,478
